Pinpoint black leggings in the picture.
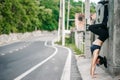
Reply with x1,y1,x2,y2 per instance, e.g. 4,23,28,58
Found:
88,4,109,40
88,23,109,42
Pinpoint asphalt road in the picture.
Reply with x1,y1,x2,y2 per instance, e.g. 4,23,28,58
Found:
0,37,82,80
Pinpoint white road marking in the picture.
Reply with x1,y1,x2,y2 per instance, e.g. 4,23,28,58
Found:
54,66,59,71
60,46,72,80
15,49,19,51
52,40,54,46
1,53,5,56
14,41,58,80
9,51,13,53
0,42,32,56
23,46,26,48
20,47,23,50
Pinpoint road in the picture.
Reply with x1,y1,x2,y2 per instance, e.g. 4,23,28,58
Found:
0,35,82,80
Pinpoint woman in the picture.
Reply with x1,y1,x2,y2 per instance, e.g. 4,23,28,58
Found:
88,1,109,78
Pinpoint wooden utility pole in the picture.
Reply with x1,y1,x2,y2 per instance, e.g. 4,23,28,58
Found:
85,0,91,58
62,0,65,46
58,0,65,46
58,0,62,42
67,0,70,30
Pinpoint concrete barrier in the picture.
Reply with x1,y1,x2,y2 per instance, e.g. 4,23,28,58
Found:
0,30,42,46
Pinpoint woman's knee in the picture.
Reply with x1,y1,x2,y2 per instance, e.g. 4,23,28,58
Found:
88,24,97,32
88,25,93,31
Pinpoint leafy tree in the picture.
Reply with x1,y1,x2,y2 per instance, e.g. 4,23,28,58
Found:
67,0,84,28
39,0,59,31
67,1,96,28
0,0,96,34
90,2,96,13
18,0,40,32
0,0,41,34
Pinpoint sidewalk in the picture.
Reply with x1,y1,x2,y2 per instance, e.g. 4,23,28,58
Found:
76,55,114,80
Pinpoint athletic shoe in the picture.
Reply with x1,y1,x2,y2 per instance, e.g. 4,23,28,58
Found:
103,56,107,68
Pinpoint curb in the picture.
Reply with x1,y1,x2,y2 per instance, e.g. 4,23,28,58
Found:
75,55,114,80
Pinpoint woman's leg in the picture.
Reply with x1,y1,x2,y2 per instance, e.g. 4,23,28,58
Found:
88,24,108,36
102,5,108,26
90,49,100,78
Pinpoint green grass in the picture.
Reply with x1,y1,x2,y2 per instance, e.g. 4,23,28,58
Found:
55,41,62,45
55,37,83,55
65,43,83,55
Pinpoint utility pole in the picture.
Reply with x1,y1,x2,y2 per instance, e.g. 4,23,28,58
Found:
85,0,91,58
67,0,70,30
85,0,90,24
58,0,62,42
62,0,65,46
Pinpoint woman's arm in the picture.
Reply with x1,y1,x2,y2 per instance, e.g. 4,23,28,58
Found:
91,49,100,78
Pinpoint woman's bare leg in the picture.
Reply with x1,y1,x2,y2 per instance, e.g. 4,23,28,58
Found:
91,49,100,78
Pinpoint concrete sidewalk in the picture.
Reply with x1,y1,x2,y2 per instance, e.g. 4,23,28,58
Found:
76,55,114,80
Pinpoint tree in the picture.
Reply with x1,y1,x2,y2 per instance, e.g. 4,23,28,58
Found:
90,2,96,13
39,0,59,31
18,0,40,32
0,0,96,34
0,0,41,34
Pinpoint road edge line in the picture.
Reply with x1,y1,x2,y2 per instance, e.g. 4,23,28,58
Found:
14,41,58,80
59,46,72,80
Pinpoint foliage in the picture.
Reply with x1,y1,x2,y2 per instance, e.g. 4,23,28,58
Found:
40,0,59,31
67,1,96,28
90,2,96,13
65,37,83,55
0,0,59,34
0,0,96,34
67,0,84,28
55,36,83,55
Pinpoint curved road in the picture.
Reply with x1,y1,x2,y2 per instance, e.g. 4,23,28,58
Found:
0,36,82,80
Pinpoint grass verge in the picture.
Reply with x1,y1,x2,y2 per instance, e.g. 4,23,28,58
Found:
55,37,83,55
